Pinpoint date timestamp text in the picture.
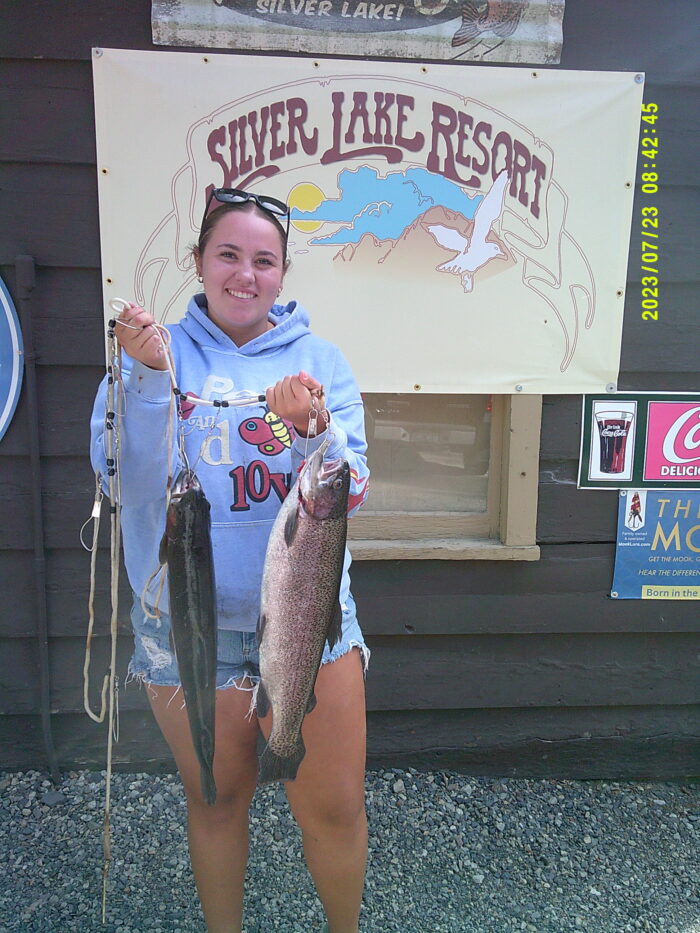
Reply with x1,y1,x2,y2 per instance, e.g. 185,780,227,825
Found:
640,102,659,321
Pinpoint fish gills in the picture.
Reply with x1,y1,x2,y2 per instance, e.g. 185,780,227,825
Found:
257,448,350,784
164,469,218,805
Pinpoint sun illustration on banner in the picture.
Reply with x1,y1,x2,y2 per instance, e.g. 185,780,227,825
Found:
288,183,325,234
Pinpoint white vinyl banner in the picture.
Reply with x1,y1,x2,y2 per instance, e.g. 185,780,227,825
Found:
92,48,643,393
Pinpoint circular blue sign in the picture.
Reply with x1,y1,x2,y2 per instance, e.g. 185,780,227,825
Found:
0,277,24,443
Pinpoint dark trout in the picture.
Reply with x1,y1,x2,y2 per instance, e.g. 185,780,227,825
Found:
256,443,350,784
161,468,218,805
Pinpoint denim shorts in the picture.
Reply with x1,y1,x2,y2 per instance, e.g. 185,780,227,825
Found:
127,593,369,690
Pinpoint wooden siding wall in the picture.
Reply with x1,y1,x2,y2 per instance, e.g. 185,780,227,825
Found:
0,0,698,779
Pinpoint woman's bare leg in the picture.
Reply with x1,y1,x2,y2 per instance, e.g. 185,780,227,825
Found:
259,648,368,933
148,682,259,933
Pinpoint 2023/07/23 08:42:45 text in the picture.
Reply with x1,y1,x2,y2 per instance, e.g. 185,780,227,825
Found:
639,101,660,322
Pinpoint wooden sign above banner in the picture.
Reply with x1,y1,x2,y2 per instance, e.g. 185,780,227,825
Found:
151,0,565,65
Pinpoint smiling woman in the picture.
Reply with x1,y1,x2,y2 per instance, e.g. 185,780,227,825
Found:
90,190,371,933
194,205,286,346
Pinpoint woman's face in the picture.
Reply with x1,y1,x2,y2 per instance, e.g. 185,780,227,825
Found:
195,207,285,346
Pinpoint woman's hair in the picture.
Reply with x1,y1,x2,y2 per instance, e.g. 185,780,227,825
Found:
194,200,289,268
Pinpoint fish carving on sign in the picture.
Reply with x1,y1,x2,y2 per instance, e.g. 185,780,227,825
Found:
451,0,527,47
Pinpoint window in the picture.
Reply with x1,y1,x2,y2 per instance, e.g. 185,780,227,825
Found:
349,393,541,560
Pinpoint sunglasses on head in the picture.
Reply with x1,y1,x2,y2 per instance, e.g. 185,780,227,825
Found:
201,187,291,255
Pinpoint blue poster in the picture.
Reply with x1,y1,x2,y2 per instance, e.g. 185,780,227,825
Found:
0,276,24,443
612,490,700,599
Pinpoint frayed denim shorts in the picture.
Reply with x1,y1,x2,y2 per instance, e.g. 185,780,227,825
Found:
127,593,369,690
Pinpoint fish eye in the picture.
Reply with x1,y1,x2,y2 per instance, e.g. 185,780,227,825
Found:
333,478,343,489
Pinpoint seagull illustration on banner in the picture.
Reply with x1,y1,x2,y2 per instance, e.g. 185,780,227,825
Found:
426,170,509,293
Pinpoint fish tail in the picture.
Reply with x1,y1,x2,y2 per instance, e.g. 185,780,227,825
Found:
258,738,306,784
199,764,217,806
452,21,479,47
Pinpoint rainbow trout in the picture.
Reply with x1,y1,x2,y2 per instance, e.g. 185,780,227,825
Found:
161,469,218,805
256,444,350,784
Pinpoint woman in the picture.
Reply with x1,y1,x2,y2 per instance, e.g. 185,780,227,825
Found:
90,188,370,933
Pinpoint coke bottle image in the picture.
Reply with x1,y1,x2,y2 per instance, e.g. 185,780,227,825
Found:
594,410,634,474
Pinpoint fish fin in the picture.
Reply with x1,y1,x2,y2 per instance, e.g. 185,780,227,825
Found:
284,507,299,547
306,692,317,714
326,601,343,653
255,680,270,719
158,532,168,566
258,737,306,784
256,612,267,647
200,766,217,806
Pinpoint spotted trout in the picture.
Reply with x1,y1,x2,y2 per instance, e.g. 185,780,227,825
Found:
161,468,218,805
256,443,350,784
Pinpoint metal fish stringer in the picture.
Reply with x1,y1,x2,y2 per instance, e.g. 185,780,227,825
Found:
302,387,333,468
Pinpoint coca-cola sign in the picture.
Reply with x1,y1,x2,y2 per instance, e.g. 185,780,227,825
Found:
579,394,700,490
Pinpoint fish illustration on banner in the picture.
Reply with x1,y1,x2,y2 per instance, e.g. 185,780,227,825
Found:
452,1,526,48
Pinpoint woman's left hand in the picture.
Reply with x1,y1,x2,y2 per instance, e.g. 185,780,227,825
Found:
266,371,327,437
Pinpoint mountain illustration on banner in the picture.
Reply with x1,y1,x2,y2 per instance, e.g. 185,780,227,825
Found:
289,166,512,293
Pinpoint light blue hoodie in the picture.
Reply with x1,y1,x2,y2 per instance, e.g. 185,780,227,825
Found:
90,296,369,631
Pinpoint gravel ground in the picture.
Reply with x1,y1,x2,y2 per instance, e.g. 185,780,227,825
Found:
1,768,698,933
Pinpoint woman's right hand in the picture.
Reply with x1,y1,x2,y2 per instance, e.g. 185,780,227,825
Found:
114,303,168,371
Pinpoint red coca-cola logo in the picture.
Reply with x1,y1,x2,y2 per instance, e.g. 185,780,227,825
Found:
661,406,700,464
644,402,700,481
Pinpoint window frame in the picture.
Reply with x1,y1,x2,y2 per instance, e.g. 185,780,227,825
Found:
348,394,541,560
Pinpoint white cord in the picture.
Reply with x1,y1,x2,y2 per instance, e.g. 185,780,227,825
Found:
108,298,266,409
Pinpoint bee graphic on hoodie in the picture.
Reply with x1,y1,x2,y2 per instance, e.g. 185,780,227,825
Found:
239,410,293,456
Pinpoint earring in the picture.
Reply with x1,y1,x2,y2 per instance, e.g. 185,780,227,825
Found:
277,286,282,296
197,275,203,283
